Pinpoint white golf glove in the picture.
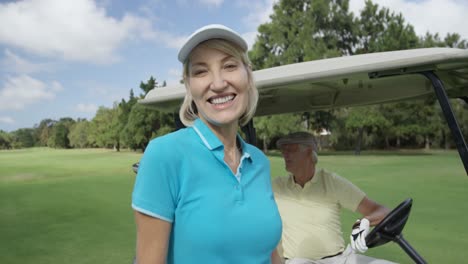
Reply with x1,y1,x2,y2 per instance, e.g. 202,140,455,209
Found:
350,218,370,253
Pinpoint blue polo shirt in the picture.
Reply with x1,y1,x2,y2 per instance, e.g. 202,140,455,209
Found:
132,118,282,264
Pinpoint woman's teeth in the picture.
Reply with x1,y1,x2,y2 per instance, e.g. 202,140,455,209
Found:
210,95,234,105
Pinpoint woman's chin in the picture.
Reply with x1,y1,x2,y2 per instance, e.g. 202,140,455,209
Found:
200,112,241,128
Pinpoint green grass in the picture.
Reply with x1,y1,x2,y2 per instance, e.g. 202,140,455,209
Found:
0,148,141,264
1,148,468,263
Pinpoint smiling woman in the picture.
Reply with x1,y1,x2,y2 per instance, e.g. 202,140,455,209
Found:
131,24,282,264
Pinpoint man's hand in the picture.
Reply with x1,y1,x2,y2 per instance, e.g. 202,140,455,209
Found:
350,218,370,253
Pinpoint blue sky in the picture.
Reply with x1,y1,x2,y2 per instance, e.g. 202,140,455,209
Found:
1,0,467,132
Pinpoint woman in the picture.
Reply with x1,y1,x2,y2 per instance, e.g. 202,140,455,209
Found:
132,24,283,264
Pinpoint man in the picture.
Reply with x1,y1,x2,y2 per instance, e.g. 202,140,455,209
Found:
273,132,396,264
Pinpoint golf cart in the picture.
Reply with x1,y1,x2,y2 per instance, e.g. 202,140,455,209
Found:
135,47,468,263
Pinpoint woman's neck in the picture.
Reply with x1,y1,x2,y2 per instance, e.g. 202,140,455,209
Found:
202,118,239,149
202,120,240,174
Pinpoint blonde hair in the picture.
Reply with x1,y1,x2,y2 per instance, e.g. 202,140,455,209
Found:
179,39,258,127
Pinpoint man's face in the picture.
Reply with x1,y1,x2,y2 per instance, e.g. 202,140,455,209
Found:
279,143,310,173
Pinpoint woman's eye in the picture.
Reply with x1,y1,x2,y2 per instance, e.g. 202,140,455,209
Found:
192,69,207,76
224,63,238,70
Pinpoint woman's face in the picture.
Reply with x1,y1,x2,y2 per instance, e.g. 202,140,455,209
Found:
188,45,249,128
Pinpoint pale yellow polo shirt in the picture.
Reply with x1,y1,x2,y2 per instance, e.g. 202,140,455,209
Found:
272,168,365,260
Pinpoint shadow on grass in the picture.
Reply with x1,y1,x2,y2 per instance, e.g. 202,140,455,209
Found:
266,149,437,158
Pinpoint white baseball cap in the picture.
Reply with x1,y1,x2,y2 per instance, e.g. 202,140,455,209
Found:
178,24,248,63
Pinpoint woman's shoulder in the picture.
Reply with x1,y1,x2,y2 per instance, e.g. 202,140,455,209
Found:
146,127,194,153
243,142,268,160
151,127,192,143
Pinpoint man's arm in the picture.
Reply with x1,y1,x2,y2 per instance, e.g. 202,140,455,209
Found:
271,248,283,264
356,196,390,226
350,197,390,253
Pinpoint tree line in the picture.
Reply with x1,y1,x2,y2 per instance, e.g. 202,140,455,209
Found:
0,77,174,152
1,0,467,153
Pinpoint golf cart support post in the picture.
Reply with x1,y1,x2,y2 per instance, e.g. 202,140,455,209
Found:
421,71,468,174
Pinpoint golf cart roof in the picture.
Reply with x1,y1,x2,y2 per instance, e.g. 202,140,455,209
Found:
139,48,468,116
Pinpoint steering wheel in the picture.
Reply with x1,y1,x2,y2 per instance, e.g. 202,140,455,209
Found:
132,162,139,174
366,198,413,248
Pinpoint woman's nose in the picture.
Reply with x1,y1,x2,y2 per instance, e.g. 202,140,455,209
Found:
210,72,227,90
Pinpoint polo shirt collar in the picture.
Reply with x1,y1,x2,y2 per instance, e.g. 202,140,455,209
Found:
192,118,223,150
288,167,319,189
191,118,252,160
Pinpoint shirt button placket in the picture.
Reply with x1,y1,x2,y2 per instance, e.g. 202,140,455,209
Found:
234,184,243,203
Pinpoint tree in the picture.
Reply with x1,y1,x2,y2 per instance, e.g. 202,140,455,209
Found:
68,119,91,148
345,106,390,154
47,118,75,148
89,106,120,149
123,104,160,151
121,77,174,151
355,0,418,54
0,130,12,149
11,128,36,148
117,89,138,150
445,99,468,148
249,0,355,70
420,32,468,49
34,118,56,146
377,99,442,149
139,76,158,96
48,123,69,148
254,114,303,152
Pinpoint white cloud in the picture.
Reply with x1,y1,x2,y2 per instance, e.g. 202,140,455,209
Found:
0,74,60,110
50,81,63,92
199,0,224,7
1,49,54,74
168,68,181,78
238,0,276,28
143,30,187,49
348,0,468,40
236,0,276,49
242,31,260,51
82,81,127,106
166,68,182,85
76,103,98,113
0,0,156,63
0,116,14,124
